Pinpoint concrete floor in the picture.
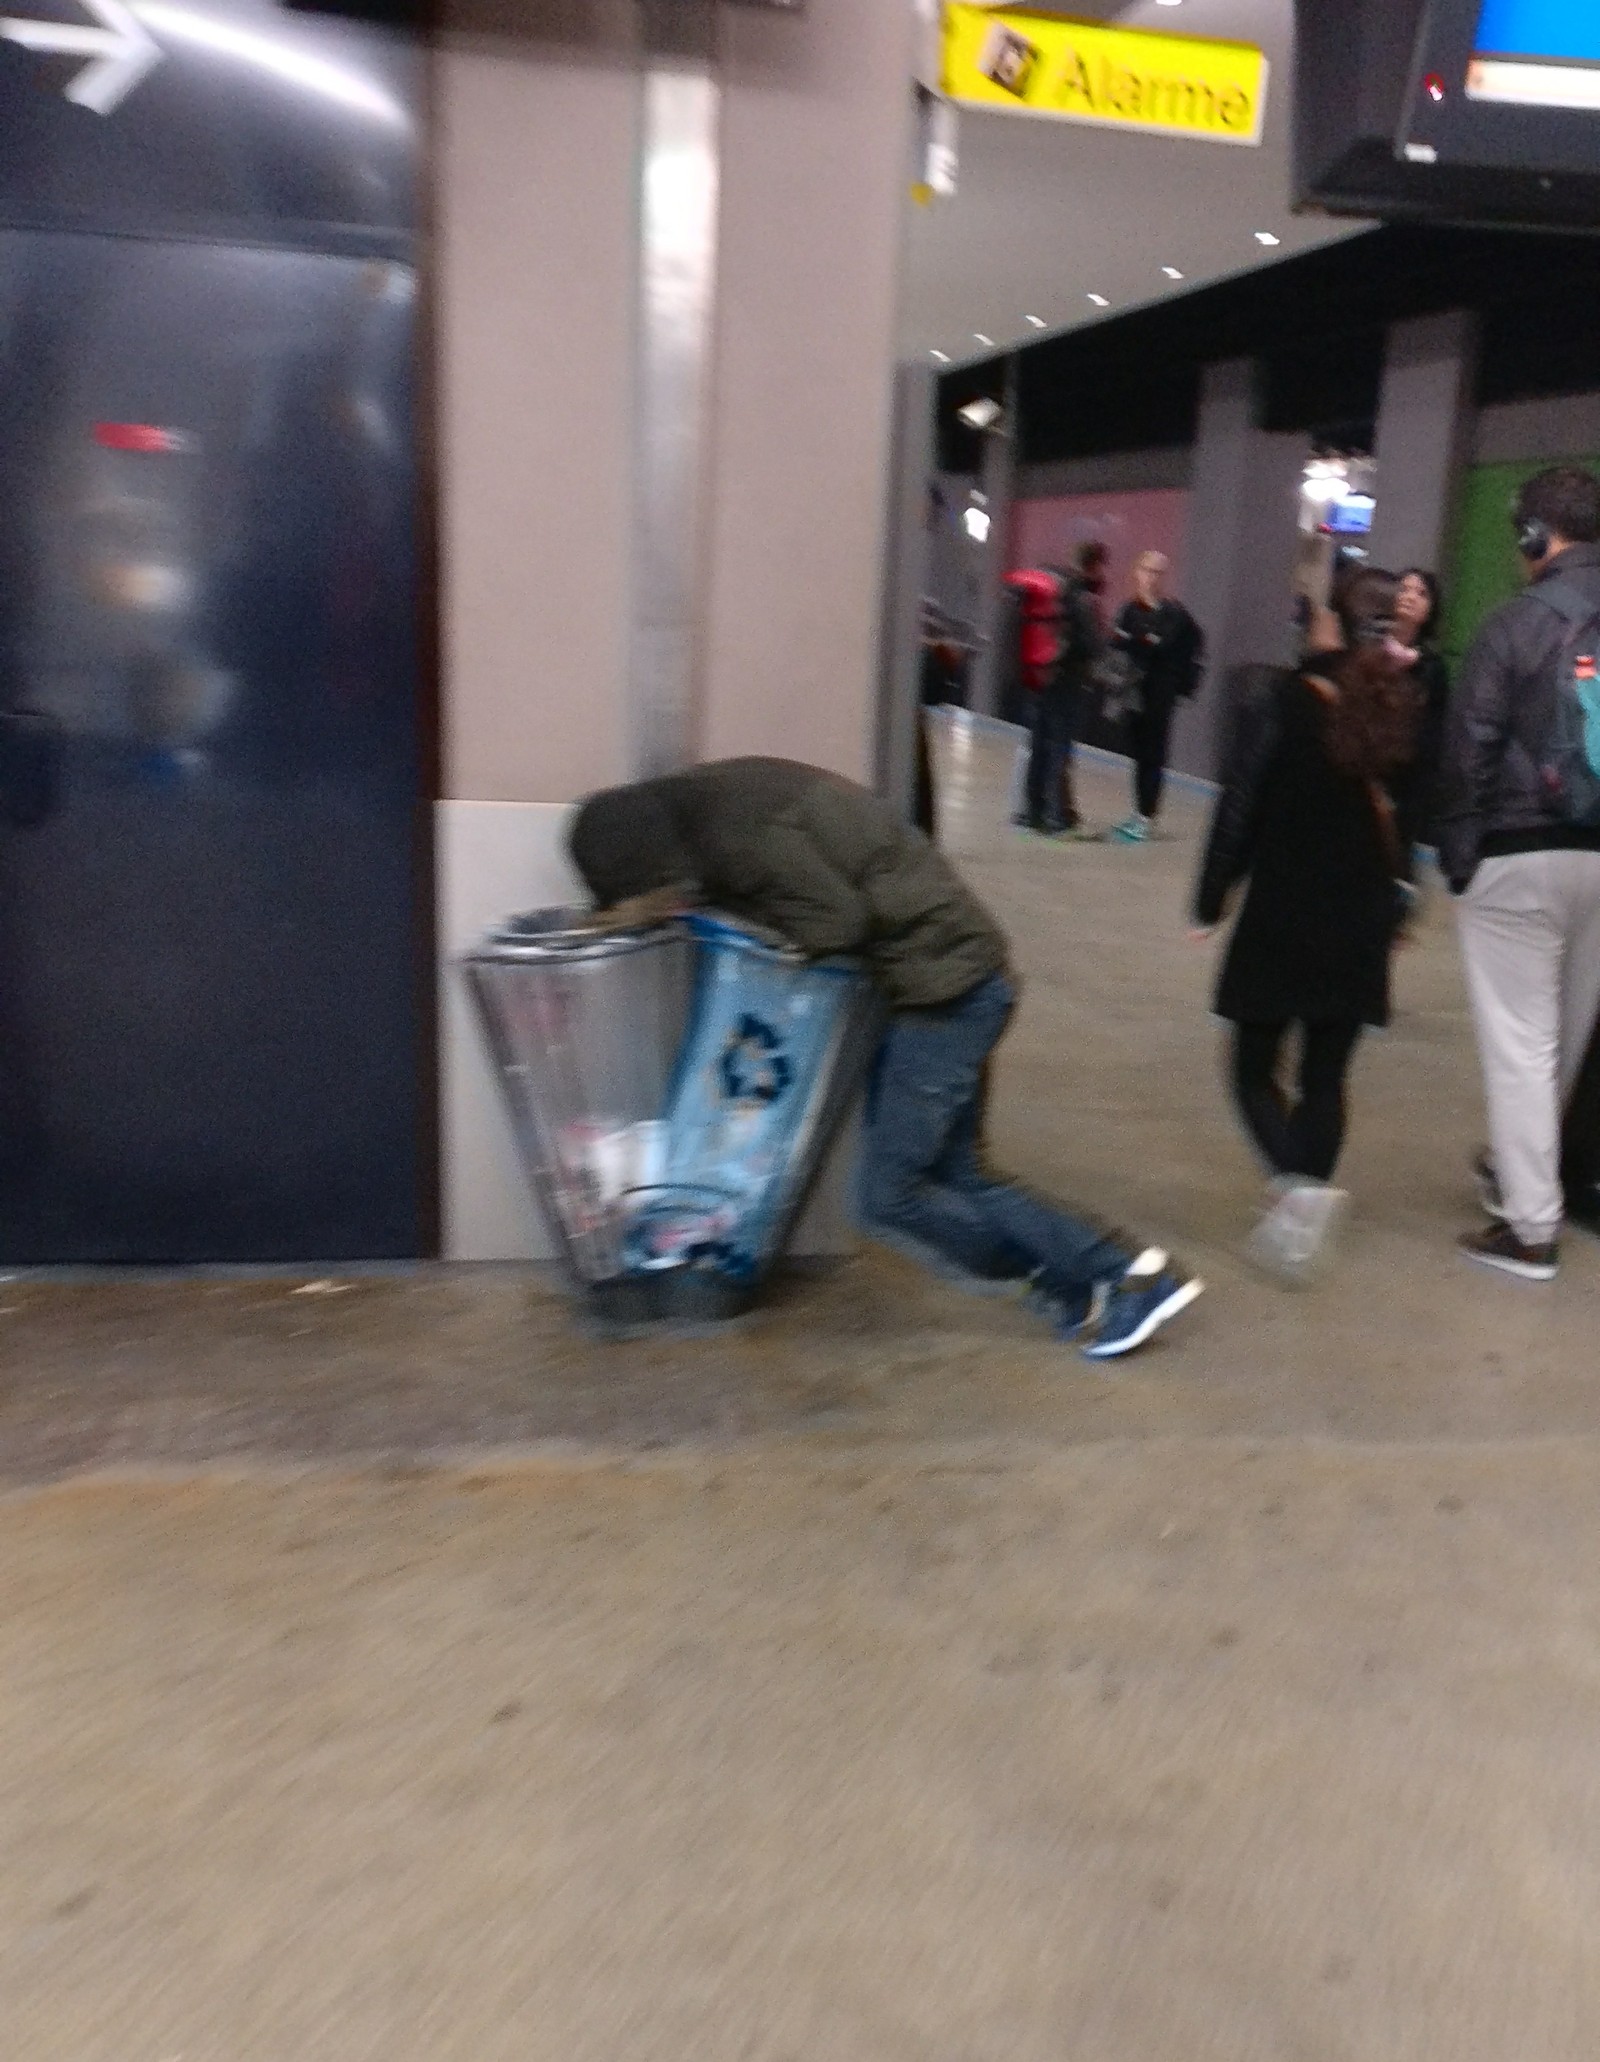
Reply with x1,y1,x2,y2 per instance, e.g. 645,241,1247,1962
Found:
4,726,1600,2059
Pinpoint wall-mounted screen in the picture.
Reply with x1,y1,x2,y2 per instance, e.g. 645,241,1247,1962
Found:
1293,0,1600,229
1467,1,1600,110
1403,0,1600,177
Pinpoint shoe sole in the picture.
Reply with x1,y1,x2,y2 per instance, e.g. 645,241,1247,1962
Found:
1460,1247,1558,1283
1081,1276,1205,1360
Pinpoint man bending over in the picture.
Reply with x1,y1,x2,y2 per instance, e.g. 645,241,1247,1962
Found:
569,756,1203,1361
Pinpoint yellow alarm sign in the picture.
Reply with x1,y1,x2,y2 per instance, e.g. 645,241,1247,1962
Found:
943,5,1268,147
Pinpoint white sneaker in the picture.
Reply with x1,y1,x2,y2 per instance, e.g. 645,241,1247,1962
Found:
1246,1181,1349,1286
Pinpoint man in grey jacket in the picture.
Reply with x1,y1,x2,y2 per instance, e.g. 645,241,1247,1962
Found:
569,756,1202,1358
1438,465,1600,1280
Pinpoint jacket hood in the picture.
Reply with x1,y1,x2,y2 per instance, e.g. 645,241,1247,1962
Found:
568,783,695,908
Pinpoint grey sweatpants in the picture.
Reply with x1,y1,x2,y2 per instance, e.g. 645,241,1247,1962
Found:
1457,850,1600,1245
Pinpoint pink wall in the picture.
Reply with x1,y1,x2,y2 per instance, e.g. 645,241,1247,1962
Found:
1009,488,1191,614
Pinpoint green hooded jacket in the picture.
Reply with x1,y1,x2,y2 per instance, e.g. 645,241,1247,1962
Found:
569,757,1007,1009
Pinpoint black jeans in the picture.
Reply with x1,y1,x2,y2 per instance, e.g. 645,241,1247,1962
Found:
1231,1021,1365,1183
1025,688,1079,830
1129,685,1178,820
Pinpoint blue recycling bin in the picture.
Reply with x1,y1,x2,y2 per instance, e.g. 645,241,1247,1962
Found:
464,908,883,1334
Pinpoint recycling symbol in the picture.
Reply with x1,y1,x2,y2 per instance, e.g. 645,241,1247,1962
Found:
719,1014,792,1107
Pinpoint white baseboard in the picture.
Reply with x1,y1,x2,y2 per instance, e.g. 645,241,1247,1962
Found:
437,800,579,1261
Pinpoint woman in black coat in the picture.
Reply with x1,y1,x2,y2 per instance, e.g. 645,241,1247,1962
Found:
1192,568,1431,1281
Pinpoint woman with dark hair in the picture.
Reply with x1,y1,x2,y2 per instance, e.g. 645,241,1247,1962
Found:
1192,568,1431,1281
1393,567,1451,843
1394,566,1442,650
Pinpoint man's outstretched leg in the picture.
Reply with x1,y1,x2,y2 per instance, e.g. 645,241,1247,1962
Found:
859,975,1203,1358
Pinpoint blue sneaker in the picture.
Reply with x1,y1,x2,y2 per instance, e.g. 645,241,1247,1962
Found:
1080,1249,1203,1361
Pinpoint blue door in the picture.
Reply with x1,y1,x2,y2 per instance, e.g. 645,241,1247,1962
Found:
0,5,424,1260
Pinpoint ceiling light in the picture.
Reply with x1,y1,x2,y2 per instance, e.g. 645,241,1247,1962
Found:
1025,314,1046,328
973,332,995,347
1086,293,1110,308
956,397,1004,431
1161,266,1184,279
930,349,950,363
1255,230,1282,246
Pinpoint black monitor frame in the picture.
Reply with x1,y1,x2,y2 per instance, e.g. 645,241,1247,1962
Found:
1400,0,1600,176
1292,0,1600,229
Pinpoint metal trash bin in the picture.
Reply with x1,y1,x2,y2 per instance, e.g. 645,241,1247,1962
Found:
464,908,883,1333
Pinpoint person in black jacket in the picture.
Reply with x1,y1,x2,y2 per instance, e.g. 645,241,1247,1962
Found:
1192,569,1429,1283
1023,541,1106,837
1107,551,1205,842
1438,465,1600,1280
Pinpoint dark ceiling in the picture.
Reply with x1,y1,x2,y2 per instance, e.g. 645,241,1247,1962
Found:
940,223,1600,472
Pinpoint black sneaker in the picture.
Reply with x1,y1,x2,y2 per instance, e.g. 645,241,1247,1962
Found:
1458,1223,1559,1282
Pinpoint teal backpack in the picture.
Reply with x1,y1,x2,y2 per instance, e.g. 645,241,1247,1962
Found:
1534,579,1600,829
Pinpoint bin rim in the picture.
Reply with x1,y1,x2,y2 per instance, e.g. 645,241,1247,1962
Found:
683,909,866,977
463,906,683,965
462,905,868,977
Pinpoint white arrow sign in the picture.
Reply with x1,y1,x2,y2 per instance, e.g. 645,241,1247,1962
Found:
1,0,161,114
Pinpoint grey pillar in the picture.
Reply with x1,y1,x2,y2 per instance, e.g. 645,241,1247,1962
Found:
1172,362,1307,782
967,357,1017,721
875,360,937,818
1365,309,1480,578
1228,430,1313,669
1174,360,1254,783
1181,359,1255,664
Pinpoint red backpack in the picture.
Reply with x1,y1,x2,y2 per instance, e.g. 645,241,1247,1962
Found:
1005,568,1067,691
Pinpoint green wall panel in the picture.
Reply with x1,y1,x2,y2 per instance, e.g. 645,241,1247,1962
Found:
1443,454,1600,664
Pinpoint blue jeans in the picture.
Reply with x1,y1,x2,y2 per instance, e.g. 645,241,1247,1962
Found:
858,974,1130,1295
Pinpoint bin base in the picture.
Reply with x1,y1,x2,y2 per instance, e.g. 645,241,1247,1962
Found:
580,1268,759,1340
